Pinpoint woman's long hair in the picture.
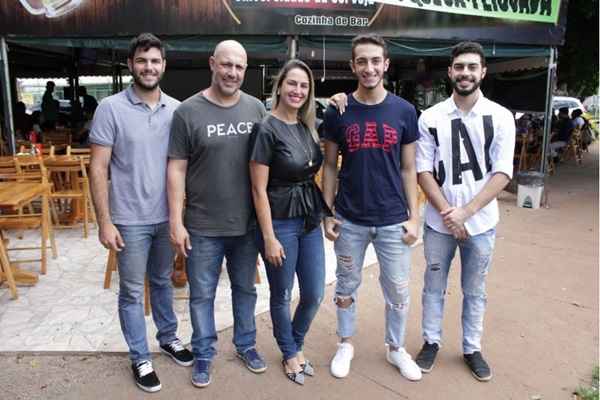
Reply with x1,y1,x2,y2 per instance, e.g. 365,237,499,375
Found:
271,59,318,142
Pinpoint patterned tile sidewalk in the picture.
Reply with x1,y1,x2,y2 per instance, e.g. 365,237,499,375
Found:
0,227,378,353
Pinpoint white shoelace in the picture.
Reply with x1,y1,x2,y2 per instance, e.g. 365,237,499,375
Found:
136,361,154,377
169,339,184,352
336,343,353,359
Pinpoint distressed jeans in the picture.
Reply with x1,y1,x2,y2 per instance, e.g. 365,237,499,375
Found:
334,213,413,349
186,230,258,361
256,218,325,361
422,224,496,354
115,222,178,364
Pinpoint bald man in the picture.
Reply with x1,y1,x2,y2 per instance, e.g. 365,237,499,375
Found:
167,40,267,388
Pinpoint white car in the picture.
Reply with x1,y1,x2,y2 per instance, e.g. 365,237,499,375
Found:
552,96,586,116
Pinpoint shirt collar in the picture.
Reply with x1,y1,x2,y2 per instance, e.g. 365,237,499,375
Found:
446,91,486,117
125,85,167,108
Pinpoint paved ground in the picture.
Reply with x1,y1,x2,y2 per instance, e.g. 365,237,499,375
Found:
0,145,597,400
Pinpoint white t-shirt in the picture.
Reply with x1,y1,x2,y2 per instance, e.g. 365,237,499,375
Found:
416,93,515,236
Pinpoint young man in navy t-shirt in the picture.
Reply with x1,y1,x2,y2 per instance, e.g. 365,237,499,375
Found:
321,34,422,381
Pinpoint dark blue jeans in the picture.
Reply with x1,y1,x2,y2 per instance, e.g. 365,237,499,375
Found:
186,230,259,361
257,218,325,361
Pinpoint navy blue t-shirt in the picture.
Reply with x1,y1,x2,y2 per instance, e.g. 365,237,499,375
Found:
323,92,418,226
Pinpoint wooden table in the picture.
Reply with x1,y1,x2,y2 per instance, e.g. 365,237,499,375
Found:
0,182,52,298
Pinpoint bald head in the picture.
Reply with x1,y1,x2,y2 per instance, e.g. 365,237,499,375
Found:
213,40,247,63
209,40,248,99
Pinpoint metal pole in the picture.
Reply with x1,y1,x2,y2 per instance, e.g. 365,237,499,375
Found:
0,38,15,155
539,46,555,174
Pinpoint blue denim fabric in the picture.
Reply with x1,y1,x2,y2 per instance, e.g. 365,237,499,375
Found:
115,222,178,363
256,218,325,361
333,213,413,348
186,230,258,360
422,225,496,354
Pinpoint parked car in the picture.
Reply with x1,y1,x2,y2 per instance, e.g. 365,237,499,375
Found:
552,96,586,116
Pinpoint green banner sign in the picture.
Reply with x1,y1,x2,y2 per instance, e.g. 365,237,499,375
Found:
377,0,561,24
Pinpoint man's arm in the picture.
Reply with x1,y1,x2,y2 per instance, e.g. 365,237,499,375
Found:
400,142,419,245
322,139,342,241
89,144,124,251
167,158,191,257
442,173,510,230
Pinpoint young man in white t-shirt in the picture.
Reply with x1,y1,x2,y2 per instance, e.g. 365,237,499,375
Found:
415,41,515,382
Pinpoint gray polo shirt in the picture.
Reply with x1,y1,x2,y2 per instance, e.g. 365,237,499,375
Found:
90,86,180,225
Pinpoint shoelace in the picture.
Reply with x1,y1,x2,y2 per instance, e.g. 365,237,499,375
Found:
337,344,352,358
168,339,185,352
136,361,154,377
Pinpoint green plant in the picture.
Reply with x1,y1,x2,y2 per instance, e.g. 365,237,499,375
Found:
575,366,599,400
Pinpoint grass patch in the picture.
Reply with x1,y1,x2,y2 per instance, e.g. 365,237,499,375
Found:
575,366,599,400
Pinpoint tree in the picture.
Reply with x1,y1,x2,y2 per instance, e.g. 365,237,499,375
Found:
557,0,599,98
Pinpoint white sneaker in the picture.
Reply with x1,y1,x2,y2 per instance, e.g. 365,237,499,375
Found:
330,342,354,378
386,347,422,381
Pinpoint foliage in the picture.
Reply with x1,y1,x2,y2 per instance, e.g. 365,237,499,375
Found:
575,366,600,400
557,0,599,98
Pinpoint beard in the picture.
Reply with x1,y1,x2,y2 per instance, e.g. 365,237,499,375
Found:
452,76,481,97
133,71,162,91
359,75,383,91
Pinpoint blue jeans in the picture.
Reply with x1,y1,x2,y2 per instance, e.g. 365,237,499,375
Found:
186,230,258,360
256,218,325,361
422,225,496,354
334,213,413,348
115,222,178,364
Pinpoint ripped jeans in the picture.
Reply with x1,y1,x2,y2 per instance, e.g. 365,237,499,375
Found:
257,218,325,361
334,213,413,349
422,225,496,354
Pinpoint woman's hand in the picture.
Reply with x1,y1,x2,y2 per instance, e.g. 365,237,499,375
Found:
265,237,286,267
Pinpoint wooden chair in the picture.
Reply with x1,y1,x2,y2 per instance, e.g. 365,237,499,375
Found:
45,156,96,238
66,146,91,158
0,160,57,275
563,127,583,165
0,233,19,299
104,249,150,316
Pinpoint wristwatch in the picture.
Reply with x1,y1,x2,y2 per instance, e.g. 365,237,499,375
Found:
19,0,83,18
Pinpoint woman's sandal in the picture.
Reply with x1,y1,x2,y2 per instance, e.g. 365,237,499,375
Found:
300,360,315,377
282,359,305,385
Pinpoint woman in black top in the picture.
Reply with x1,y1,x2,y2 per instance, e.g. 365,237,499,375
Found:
250,59,331,385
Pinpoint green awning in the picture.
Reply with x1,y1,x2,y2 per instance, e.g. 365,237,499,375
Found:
6,35,289,54
299,36,551,58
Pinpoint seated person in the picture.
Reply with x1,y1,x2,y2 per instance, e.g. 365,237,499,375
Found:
13,101,32,140
550,107,575,159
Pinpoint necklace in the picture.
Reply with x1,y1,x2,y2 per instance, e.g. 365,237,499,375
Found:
289,124,314,167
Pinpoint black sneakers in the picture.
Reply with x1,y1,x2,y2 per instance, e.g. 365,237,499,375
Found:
415,342,439,373
160,339,194,367
132,360,161,393
464,351,492,381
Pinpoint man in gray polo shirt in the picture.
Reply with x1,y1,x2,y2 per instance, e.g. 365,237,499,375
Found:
168,40,267,388
89,33,193,393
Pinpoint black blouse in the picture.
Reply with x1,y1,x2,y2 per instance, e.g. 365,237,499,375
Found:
249,115,332,232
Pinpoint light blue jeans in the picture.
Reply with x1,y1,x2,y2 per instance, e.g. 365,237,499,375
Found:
186,230,259,361
115,222,178,364
422,224,496,354
334,213,413,348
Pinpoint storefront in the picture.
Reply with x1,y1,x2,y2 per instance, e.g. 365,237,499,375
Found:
0,0,568,169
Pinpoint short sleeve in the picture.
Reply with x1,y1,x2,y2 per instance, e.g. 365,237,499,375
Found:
249,120,275,166
490,108,516,179
401,104,419,144
416,113,437,174
168,110,191,160
322,105,341,144
89,100,115,147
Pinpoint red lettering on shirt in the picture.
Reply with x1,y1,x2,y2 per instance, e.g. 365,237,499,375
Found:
382,124,398,152
361,121,381,149
344,122,398,153
345,123,361,152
